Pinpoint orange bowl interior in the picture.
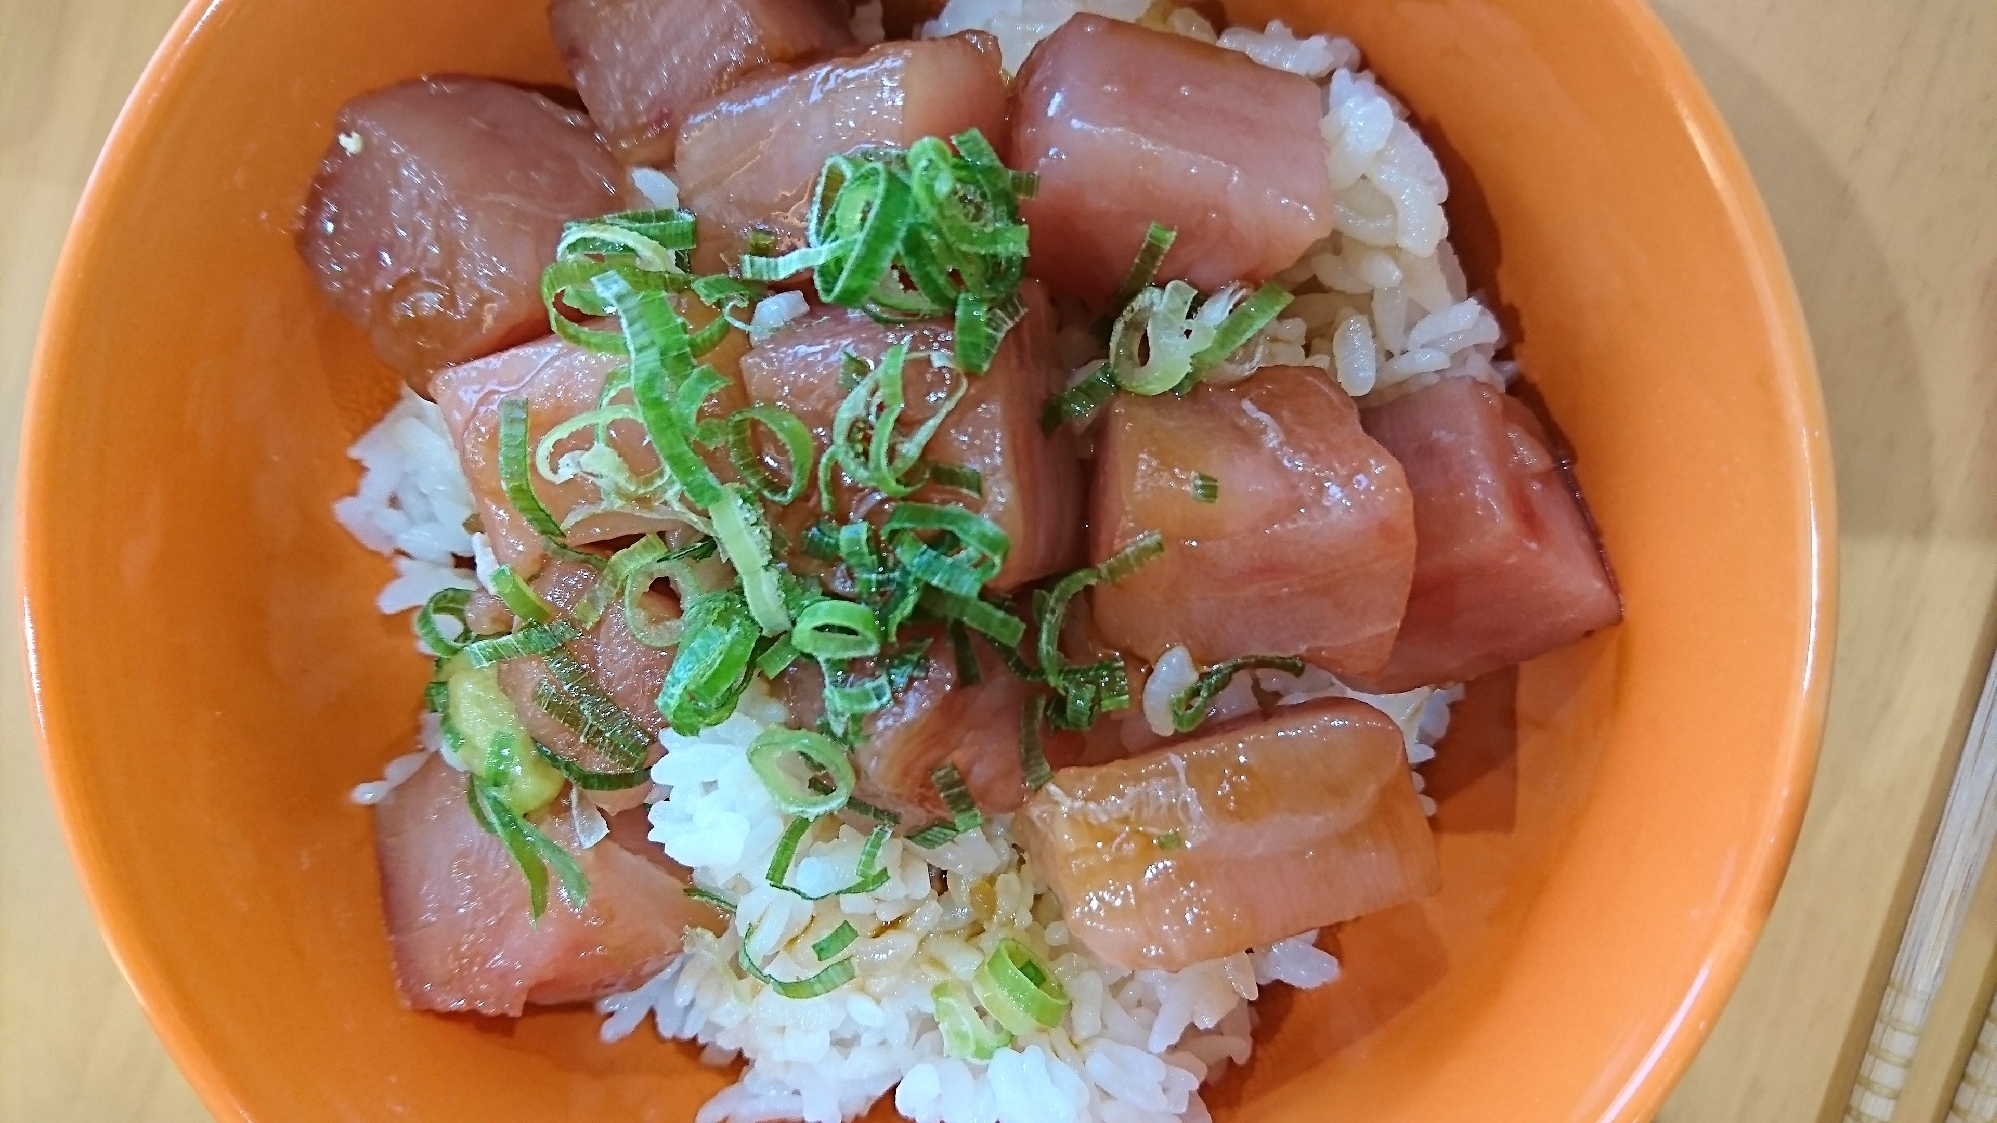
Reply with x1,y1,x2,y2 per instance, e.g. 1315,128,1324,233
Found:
19,0,1831,1119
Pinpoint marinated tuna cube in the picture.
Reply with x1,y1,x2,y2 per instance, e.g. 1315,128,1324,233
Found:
1012,15,1335,309
1344,378,1622,692
549,0,853,167
781,631,1079,825
492,559,677,775
372,754,717,1015
430,307,747,569
675,33,1008,267
1089,366,1415,676
298,77,626,388
1019,698,1440,971
739,282,1081,588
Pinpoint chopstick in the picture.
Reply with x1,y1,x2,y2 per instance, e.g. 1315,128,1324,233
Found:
1844,648,1997,1123
1946,990,1997,1123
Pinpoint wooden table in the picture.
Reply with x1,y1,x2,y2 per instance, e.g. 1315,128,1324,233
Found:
2,0,1993,1119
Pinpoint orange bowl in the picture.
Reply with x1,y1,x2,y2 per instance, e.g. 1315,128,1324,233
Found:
19,0,1831,1119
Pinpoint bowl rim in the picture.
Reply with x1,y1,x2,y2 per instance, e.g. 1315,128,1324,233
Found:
16,0,1836,1118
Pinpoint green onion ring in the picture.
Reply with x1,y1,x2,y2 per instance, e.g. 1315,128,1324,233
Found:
973,938,1070,1037
748,728,856,818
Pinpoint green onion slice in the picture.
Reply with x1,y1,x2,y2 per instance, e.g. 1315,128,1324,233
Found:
1019,693,1052,791
726,404,814,505
1039,361,1118,435
458,620,581,669
1109,280,1213,396
972,938,1071,1037
466,774,590,921
490,565,555,625
1189,281,1294,374
1169,654,1308,733
789,600,883,662
530,739,651,790
656,589,759,733
748,728,856,818
499,398,574,543
415,587,473,658
685,885,737,913
1192,472,1220,503
737,922,858,999
934,980,1012,1061
812,921,861,962
1098,223,1178,335
710,485,791,636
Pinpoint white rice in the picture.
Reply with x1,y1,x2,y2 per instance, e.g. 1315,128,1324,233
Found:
602,685,1347,1123
331,387,478,615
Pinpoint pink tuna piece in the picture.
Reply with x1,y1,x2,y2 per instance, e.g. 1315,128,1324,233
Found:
675,33,1008,268
298,77,626,389
371,754,716,1016
430,315,747,570
1019,697,1440,971
1012,16,1334,308
739,282,1082,589
1343,378,1621,693
1089,366,1416,677
549,0,853,167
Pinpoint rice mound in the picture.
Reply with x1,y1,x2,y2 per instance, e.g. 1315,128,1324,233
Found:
327,6,1492,1121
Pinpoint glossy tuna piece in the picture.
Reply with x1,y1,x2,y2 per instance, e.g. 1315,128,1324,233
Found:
431,310,747,569
778,634,1079,825
1011,15,1335,309
675,33,1008,268
739,282,1082,588
1089,366,1416,676
549,0,853,167
298,77,627,389
1344,378,1622,692
372,754,712,1015
1018,697,1440,971
493,559,676,772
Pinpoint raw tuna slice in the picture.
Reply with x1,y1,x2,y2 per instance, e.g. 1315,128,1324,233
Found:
1089,366,1415,676
777,633,1080,825
1344,378,1622,692
1011,15,1334,309
739,282,1082,588
492,559,676,773
299,77,626,389
549,0,853,167
430,306,747,569
372,754,714,1015
675,33,1008,268
1019,697,1440,971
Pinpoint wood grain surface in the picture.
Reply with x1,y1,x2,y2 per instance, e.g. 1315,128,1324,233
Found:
1,0,1992,1121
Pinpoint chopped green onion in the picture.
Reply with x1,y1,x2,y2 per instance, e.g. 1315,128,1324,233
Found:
789,600,883,662
415,586,473,657
812,921,861,961
1189,282,1294,374
530,739,651,790
466,775,588,921
685,885,737,913
1039,362,1118,434
931,762,981,832
656,589,759,733
1108,280,1212,396
748,728,856,817
934,981,1012,1061
800,519,842,561
918,588,1026,648
1155,830,1184,850
490,565,555,624
926,461,984,497
949,621,982,687
1169,655,1308,733
591,272,726,509
973,938,1070,1037
710,485,791,636
766,815,815,887
756,634,801,678
1191,472,1220,503
737,922,858,999
499,398,574,543
906,821,966,849
423,678,450,713
1098,223,1178,335
576,534,672,630
768,819,893,900
457,620,581,669
1019,693,1052,791
530,651,654,767
727,404,813,505
1034,533,1162,723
